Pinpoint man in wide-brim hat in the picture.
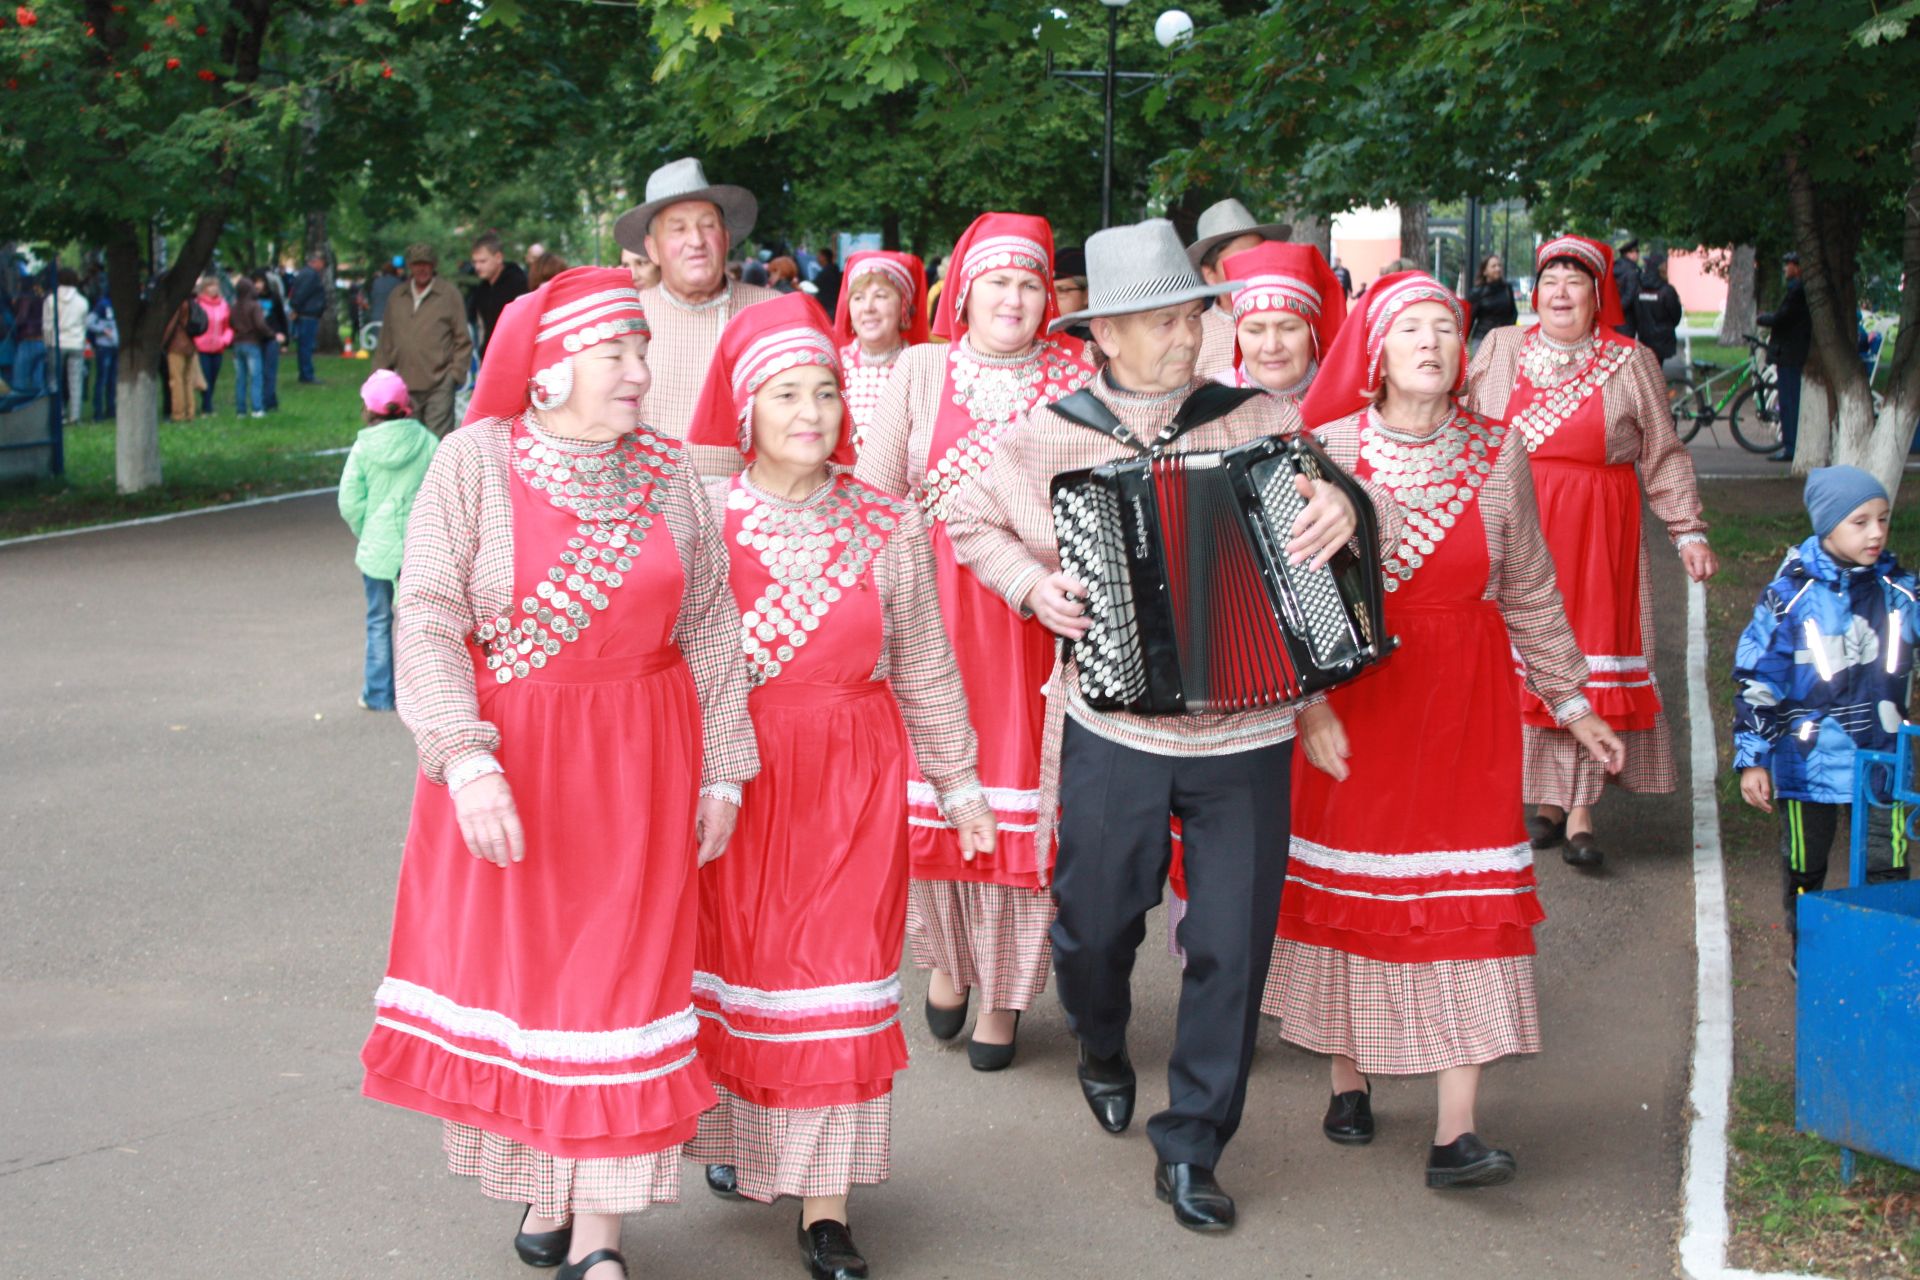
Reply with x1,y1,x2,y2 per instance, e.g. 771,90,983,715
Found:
947,218,1404,1235
1186,198,1291,380
613,157,780,476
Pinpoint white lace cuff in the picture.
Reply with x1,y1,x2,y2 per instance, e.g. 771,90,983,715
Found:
938,783,990,824
446,752,504,793
1551,694,1595,727
1673,532,1709,550
700,782,743,807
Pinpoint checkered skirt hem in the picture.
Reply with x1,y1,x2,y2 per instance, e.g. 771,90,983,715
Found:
905,879,1054,1010
1522,717,1675,808
683,1086,891,1201
1262,940,1542,1075
442,1122,681,1221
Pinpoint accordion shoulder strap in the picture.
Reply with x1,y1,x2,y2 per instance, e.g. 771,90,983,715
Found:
1046,382,1265,452
1045,388,1135,449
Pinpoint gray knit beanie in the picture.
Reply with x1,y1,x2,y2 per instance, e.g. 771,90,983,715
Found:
1804,465,1888,538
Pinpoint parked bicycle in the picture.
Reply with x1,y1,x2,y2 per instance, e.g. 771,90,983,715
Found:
1667,333,1780,454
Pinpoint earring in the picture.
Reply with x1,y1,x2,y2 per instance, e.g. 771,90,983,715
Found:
529,360,573,412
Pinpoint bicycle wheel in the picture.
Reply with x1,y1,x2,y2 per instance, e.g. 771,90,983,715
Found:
1728,383,1782,454
1666,376,1708,444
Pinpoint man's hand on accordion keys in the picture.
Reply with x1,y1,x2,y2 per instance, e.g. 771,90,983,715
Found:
1026,571,1095,640
1285,474,1360,572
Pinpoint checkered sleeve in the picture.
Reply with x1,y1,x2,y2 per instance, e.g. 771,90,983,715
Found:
852,348,923,499
394,431,501,784
944,416,1056,617
1620,343,1708,545
1462,327,1518,418
1489,438,1592,723
672,466,759,791
880,503,988,825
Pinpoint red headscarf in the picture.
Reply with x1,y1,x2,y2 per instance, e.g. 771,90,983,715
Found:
686,292,855,466
1532,234,1626,331
1220,241,1348,368
931,212,1063,342
462,266,650,426
832,250,930,348
1297,271,1471,429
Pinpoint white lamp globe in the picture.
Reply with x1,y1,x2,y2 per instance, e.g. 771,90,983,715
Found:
1155,8,1194,46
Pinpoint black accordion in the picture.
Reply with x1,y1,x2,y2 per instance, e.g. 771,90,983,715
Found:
1049,429,1395,716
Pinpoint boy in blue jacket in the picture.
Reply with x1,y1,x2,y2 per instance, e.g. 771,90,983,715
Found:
1734,466,1919,974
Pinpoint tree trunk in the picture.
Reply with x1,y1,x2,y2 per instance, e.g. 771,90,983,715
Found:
1286,207,1332,260
306,210,342,355
1717,244,1757,345
1398,200,1430,271
1792,357,1835,475
1782,147,1885,486
115,364,164,492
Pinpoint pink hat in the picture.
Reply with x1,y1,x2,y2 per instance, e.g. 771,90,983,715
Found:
360,369,412,415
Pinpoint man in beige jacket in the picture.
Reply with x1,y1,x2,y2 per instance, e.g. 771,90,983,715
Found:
374,243,472,438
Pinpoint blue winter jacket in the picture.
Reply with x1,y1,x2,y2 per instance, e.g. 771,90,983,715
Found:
1732,535,1920,803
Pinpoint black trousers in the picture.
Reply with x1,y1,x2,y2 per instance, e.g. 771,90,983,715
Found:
1779,797,1909,933
1051,719,1293,1169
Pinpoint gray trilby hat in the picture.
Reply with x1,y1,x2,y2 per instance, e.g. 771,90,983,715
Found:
614,157,758,253
1049,219,1241,332
1185,198,1292,269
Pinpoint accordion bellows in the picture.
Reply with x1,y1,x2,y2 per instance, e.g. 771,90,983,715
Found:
1050,433,1395,715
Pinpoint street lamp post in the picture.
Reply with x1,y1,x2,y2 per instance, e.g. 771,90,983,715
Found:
1048,3,1193,229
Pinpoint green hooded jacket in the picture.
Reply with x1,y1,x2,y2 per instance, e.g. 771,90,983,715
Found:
337,417,438,582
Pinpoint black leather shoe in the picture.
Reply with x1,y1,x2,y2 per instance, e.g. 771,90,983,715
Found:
1323,1088,1374,1145
925,991,968,1041
1077,1043,1135,1134
556,1248,626,1280
1426,1132,1518,1189
515,1205,571,1268
1154,1161,1235,1232
798,1216,869,1280
1562,833,1604,869
967,1011,1020,1071
1525,814,1567,850
704,1163,743,1200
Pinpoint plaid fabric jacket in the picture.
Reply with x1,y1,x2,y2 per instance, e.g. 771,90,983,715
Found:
394,414,758,790
945,373,1409,867
637,280,784,480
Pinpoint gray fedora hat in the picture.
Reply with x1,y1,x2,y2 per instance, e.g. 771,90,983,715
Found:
614,157,758,253
1185,198,1292,269
1050,219,1240,332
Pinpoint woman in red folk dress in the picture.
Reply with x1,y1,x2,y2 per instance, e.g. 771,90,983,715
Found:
1168,240,1348,948
360,268,758,1280
854,212,1096,1069
1270,272,1625,1189
682,293,994,1280
832,250,929,455
1465,235,1716,869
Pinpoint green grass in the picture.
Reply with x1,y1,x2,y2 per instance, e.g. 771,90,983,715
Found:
0,356,372,538
1727,1075,1920,1277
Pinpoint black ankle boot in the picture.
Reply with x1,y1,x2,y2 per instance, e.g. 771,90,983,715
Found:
798,1216,869,1279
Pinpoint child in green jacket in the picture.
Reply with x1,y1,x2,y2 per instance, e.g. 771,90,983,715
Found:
338,369,437,710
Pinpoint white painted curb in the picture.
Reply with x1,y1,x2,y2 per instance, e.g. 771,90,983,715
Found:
1680,578,1838,1280
0,486,339,548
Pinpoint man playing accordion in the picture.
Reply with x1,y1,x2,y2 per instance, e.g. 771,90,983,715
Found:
947,219,1405,1233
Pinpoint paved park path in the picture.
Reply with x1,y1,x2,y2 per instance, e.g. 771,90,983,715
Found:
2,494,1698,1279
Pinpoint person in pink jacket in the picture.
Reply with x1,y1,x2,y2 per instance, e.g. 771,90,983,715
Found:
191,276,233,416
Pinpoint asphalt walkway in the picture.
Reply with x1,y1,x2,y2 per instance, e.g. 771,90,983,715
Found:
1,494,1699,1279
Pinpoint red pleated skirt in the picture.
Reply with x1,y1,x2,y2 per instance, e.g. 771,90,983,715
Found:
693,680,911,1110
362,648,715,1159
